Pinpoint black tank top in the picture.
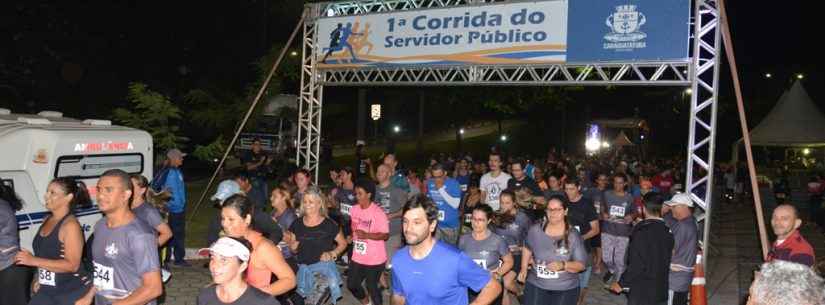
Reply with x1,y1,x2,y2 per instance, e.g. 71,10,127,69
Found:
32,215,89,293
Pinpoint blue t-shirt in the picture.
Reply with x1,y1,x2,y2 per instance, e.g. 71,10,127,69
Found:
392,241,491,305
163,168,186,214
426,178,463,229
455,174,471,193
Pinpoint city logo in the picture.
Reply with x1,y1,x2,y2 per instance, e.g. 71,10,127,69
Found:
604,5,647,51
105,243,118,259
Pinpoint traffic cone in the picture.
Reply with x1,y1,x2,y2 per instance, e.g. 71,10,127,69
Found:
690,253,707,305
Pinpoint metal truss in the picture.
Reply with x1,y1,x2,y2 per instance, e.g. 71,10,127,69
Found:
685,0,722,264
322,0,507,17
322,62,691,86
296,4,325,180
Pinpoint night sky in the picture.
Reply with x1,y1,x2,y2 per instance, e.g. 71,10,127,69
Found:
1,0,820,155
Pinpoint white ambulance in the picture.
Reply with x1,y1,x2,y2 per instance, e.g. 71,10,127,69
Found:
0,108,153,250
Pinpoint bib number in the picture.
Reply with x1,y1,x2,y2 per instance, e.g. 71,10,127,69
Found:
609,205,626,218
464,213,472,224
438,210,445,221
354,240,367,255
38,268,55,287
473,259,487,270
536,264,559,279
93,262,114,291
340,204,352,216
461,184,468,192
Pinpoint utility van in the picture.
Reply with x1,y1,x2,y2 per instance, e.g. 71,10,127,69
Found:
0,108,153,250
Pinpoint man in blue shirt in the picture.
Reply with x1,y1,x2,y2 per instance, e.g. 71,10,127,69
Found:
163,148,189,267
392,196,501,305
426,163,463,245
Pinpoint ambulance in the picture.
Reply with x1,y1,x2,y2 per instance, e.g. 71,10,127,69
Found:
0,108,153,250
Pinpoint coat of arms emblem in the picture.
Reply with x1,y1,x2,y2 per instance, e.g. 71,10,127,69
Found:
604,5,647,42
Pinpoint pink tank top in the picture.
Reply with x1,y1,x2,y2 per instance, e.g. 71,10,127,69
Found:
244,232,272,291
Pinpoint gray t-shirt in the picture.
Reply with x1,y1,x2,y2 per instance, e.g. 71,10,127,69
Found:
92,217,160,305
375,183,408,235
525,222,587,291
601,191,634,236
132,203,163,230
0,199,19,271
458,231,509,271
493,210,531,254
665,214,698,292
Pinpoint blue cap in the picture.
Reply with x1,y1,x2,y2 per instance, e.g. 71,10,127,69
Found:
212,180,241,202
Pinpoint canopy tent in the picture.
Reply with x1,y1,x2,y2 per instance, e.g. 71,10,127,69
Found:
613,130,635,147
732,80,825,163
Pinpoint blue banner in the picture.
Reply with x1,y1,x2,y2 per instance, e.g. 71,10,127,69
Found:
566,0,690,62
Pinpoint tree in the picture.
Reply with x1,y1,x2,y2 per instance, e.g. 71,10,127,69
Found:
112,82,186,160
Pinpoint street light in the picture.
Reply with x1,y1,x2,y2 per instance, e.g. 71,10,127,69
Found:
765,73,772,79
500,135,508,142
459,128,465,135
797,73,805,80
585,138,601,152
803,148,811,156
393,125,401,133
290,51,298,57
602,141,610,149
684,88,693,95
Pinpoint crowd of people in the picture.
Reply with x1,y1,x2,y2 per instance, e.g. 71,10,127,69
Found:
0,140,824,305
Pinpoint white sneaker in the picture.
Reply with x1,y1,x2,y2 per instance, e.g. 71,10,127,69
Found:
161,268,172,283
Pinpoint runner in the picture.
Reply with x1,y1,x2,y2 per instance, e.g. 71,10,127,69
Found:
459,204,513,305
269,186,304,305
426,162,463,245
374,164,408,288
518,195,587,305
77,169,163,305
0,182,28,305
562,178,599,305
600,173,636,285
129,174,173,283
493,190,531,305
220,194,296,296
15,177,92,305
197,237,279,305
347,180,389,305
391,196,501,305
285,187,347,304
481,152,511,211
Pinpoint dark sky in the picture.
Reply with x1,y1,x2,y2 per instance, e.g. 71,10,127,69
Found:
0,0,820,150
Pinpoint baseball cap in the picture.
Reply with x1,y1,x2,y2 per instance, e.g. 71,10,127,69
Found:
212,180,241,202
166,148,187,159
198,237,250,262
664,192,694,207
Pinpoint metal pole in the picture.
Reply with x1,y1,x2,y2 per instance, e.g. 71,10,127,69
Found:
718,0,770,259
187,9,308,225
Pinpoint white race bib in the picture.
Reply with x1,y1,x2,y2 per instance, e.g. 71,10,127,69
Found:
438,210,445,221
340,204,352,216
354,240,367,255
573,225,581,233
461,184,468,192
473,259,487,270
38,268,55,287
93,262,115,291
609,205,626,218
464,213,472,224
536,264,559,279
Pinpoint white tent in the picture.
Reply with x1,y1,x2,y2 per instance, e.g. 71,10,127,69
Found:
732,80,825,162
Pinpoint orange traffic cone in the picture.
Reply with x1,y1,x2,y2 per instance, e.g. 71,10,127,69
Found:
690,253,707,305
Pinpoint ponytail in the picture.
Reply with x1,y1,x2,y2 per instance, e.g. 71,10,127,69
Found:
50,177,92,210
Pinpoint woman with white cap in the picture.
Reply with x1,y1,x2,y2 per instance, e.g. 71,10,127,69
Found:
197,237,279,305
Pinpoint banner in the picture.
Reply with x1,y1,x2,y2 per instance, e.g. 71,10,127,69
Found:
566,0,691,62
315,0,689,68
316,1,568,67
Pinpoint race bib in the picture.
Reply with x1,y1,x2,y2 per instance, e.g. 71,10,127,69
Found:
438,210,445,221
340,204,352,216
594,202,602,214
536,264,559,279
464,213,472,224
38,268,55,287
354,240,367,255
93,262,115,291
573,225,581,233
461,184,468,192
508,244,521,253
609,205,626,218
473,259,487,270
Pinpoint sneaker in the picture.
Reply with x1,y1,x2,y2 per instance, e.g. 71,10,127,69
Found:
602,271,613,284
161,268,172,283
174,260,192,267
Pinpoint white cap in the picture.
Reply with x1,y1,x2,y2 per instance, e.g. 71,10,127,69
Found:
665,193,694,207
198,237,250,262
211,180,241,202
